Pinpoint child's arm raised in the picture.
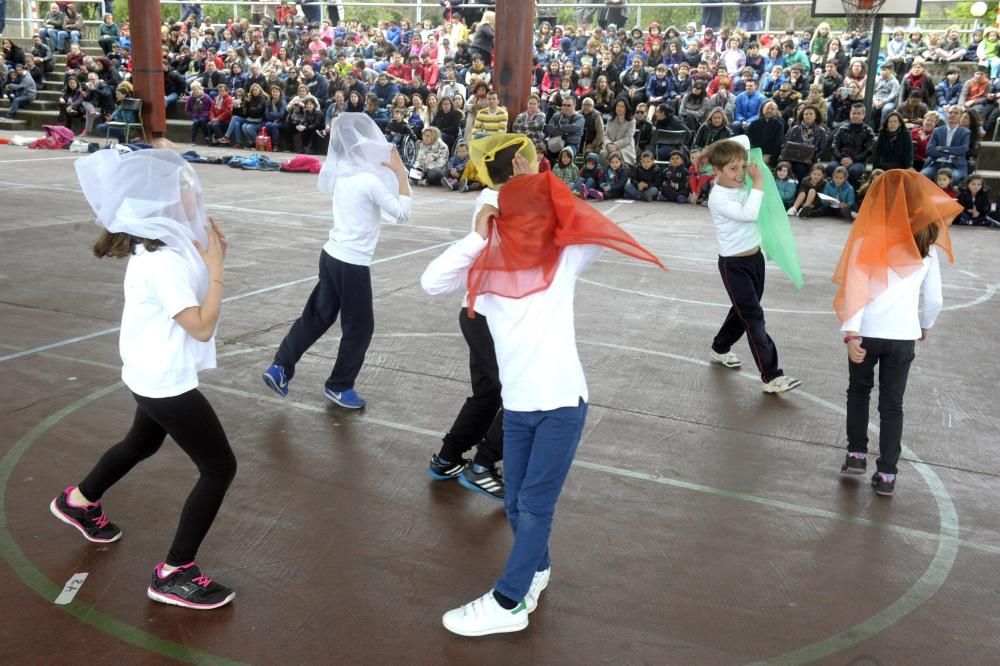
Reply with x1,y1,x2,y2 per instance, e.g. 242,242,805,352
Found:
374,146,413,223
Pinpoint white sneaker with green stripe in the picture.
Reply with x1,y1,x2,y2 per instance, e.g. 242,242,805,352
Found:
442,590,529,636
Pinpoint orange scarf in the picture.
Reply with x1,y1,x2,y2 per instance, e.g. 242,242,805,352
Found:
467,172,666,315
833,170,959,324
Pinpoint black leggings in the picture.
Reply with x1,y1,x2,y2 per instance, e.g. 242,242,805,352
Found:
78,389,237,566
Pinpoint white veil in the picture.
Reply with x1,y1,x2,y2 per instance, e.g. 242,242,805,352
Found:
317,113,398,196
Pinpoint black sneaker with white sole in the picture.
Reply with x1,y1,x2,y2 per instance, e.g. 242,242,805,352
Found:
428,454,467,480
458,466,505,501
840,453,867,475
50,486,122,543
147,563,235,610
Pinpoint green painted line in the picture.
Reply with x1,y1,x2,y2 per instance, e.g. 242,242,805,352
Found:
0,381,246,666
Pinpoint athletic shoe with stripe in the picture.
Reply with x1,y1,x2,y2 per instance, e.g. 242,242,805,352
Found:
428,454,467,480
709,350,741,369
763,375,802,394
262,363,289,397
147,562,235,610
49,486,122,543
442,590,529,636
324,387,366,409
458,466,504,501
525,567,551,613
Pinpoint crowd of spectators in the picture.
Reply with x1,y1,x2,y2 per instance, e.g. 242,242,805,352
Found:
1,1,1000,224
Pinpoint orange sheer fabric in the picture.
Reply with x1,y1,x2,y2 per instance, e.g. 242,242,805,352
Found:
833,170,959,324
467,171,667,315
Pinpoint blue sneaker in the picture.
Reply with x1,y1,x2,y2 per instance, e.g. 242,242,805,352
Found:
262,364,289,397
324,387,366,409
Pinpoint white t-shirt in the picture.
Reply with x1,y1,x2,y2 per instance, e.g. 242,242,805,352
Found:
119,246,216,398
323,171,412,266
708,184,763,256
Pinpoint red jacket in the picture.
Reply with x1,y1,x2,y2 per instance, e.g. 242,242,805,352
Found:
419,62,439,88
209,93,233,124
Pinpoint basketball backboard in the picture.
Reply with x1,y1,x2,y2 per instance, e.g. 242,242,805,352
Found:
811,0,921,18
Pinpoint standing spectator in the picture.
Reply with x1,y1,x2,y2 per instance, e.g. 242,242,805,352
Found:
469,11,495,66
872,111,914,171
827,103,875,186
700,0,723,32
737,0,763,34
921,106,970,182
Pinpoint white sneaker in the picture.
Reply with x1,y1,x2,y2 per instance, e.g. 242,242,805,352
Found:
787,207,798,217
442,590,529,636
525,568,551,613
763,375,802,394
709,350,741,369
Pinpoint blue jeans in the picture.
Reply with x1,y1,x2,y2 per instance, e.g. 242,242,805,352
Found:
165,92,180,108
224,116,247,142
264,121,282,148
240,120,264,144
42,28,64,52
921,161,966,183
625,182,658,201
494,399,588,603
5,94,31,117
96,122,124,138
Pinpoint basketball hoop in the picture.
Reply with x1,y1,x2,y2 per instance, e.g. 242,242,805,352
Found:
842,0,888,31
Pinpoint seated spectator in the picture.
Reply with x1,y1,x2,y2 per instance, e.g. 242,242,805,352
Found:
787,163,826,217
345,90,365,114
873,62,901,124
625,150,660,202
580,96,606,156
80,72,115,136
207,83,234,144
898,60,936,108
60,5,84,54
785,104,829,180
472,89,508,135
747,100,784,166
98,14,121,56
441,141,471,191
872,111,914,170
773,82,802,124
552,145,580,186
31,35,54,75
856,168,884,207
679,79,711,132
287,95,324,154
732,78,765,134
802,165,855,220
621,55,649,107
911,111,939,170
544,95,584,157
760,64,785,97
235,83,268,148
693,106,733,150
185,80,212,144
40,4,65,55
885,28,907,77
707,79,735,123
57,75,85,133
816,61,843,99
933,26,966,63
827,102,874,186
386,107,413,152
658,150,690,203
3,63,36,120
785,65,809,97
600,98,636,167
899,91,930,130
904,30,931,70
651,103,689,159
920,105,970,182
956,173,999,227
432,95,464,148
960,66,991,120
572,152,606,201
774,161,798,209
961,109,982,173
411,126,450,186
633,102,654,153
645,63,672,108
936,67,963,116
935,167,958,198
979,27,1000,77
600,153,630,200
95,84,138,140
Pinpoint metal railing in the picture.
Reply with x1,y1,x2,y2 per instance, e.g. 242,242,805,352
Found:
3,0,989,43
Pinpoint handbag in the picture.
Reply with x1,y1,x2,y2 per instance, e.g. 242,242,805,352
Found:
255,127,272,152
779,140,815,164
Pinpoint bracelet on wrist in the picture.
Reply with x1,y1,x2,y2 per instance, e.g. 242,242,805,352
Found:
843,335,862,344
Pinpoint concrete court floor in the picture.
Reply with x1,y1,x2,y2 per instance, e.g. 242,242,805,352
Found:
0,139,998,665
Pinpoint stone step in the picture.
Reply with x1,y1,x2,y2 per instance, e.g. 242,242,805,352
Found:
975,169,1000,193
37,90,64,101
975,141,1000,171
0,99,60,111
0,118,30,132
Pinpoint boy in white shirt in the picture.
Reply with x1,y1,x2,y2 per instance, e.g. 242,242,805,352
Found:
705,136,801,394
422,156,665,637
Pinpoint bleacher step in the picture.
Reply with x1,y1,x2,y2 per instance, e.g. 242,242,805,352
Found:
0,118,30,131
0,99,59,111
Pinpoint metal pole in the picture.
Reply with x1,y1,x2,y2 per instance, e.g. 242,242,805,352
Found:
416,0,422,24
863,15,883,125
764,3,771,35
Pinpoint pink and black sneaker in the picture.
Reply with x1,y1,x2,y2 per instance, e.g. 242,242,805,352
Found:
147,562,236,610
49,486,122,543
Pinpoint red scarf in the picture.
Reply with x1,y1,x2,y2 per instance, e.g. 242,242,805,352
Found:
467,172,666,316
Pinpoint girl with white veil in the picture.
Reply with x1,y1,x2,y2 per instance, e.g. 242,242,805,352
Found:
50,149,238,610
262,113,411,409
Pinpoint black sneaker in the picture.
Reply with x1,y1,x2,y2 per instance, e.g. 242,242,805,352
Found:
147,563,236,610
428,454,467,480
458,466,505,501
840,453,867,475
50,486,122,543
871,472,896,497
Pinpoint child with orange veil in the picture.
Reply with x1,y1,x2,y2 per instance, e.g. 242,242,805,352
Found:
421,139,666,637
834,170,961,497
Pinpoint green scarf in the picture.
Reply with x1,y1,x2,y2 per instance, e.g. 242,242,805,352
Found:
745,148,805,290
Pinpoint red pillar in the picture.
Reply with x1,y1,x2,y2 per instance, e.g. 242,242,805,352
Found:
495,0,535,130
127,0,166,139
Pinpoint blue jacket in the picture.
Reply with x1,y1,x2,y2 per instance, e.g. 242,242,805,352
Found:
823,180,856,209
935,80,962,109
926,124,971,171
385,26,401,46
645,74,672,102
734,90,765,124
372,81,399,107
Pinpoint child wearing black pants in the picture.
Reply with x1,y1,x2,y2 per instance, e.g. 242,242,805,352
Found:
704,136,801,393
51,150,237,609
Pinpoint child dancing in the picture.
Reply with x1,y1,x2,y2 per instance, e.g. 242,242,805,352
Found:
834,170,961,496
51,150,237,609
